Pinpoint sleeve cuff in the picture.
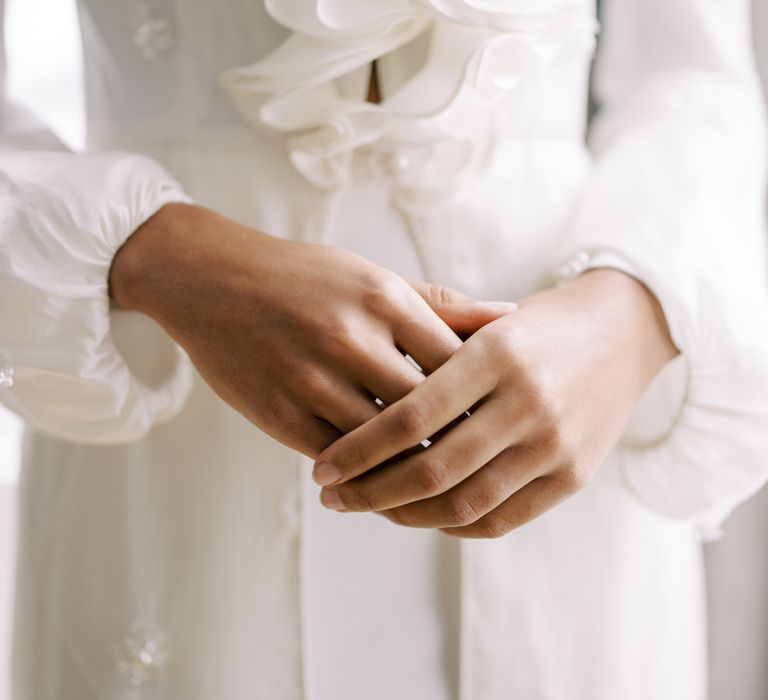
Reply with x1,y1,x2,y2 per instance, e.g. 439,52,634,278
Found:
0,150,195,443
554,247,768,538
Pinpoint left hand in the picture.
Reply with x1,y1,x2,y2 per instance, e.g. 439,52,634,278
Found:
311,269,678,538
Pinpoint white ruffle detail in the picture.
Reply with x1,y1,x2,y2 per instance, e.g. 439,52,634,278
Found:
263,0,588,38
220,0,596,193
420,0,588,29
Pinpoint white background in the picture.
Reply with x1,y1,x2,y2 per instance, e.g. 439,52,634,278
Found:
1,1,768,699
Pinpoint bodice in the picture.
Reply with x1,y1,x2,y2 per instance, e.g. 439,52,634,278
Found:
78,0,598,191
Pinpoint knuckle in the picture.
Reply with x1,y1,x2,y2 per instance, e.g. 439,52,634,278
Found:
361,270,405,313
475,516,513,540
431,283,460,307
413,455,451,494
487,324,522,365
474,478,508,513
504,441,542,467
538,421,568,459
293,363,329,395
343,484,377,512
518,370,551,417
317,315,363,360
556,461,591,494
397,401,430,444
533,403,577,464
519,380,567,447
441,495,481,527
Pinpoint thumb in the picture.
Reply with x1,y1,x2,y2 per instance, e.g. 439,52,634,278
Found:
409,280,517,337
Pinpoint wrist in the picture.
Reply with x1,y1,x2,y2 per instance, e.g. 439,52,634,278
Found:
573,268,679,385
109,203,276,336
110,202,293,349
109,202,194,315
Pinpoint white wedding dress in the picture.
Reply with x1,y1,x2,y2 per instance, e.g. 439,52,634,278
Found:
2,1,768,698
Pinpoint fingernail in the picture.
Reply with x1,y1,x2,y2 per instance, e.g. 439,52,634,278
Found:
484,301,517,310
313,461,341,486
320,488,344,511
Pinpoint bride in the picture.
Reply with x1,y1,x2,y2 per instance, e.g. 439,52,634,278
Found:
2,0,768,698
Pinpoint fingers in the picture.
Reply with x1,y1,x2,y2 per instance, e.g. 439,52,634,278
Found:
409,280,517,337
312,383,382,434
325,397,528,512
313,343,496,486
391,289,463,374
352,343,426,407
285,359,382,436
298,419,343,460
286,335,422,438
263,403,342,460
377,443,547,528
438,471,581,539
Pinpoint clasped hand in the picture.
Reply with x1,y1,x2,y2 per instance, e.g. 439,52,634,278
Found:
313,268,677,538
111,204,676,538
110,203,513,455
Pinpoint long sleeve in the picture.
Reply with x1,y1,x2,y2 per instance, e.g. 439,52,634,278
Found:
558,0,768,532
0,0,194,444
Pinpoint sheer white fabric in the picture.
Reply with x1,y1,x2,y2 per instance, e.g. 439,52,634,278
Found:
1,0,767,698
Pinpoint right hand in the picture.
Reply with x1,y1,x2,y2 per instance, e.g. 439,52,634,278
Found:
109,203,514,457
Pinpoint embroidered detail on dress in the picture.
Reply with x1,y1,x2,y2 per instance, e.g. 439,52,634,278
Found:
132,3,175,60
116,622,169,689
0,366,14,388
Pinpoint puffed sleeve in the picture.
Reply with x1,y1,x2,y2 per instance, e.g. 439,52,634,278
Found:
557,0,768,533
0,2,194,444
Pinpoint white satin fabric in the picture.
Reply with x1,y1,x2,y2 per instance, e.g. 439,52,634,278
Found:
2,0,768,698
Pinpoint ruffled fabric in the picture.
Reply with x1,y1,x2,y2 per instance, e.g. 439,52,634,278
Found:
0,151,194,444
220,0,596,192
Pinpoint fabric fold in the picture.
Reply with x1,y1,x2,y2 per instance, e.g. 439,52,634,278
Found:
219,0,595,190
0,151,194,444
